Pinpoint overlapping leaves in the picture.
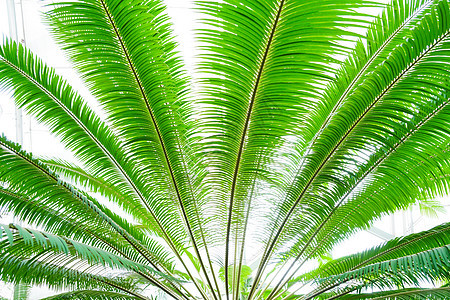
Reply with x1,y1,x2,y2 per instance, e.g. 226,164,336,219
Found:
0,0,449,299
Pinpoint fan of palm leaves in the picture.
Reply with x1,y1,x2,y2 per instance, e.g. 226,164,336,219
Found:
0,0,449,299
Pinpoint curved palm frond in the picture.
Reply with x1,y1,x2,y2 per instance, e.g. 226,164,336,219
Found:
0,39,163,233
46,0,219,294
283,222,450,298
0,0,449,298
0,187,173,269
196,0,382,296
0,224,185,299
39,290,144,300
266,0,450,263
337,287,450,299
0,224,162,276
308,245,450,299
0,249,143,298
311,222,450,279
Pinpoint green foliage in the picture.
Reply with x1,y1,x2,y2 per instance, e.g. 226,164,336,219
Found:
0,0,449,299
338,287,450,299
13,283,30,300
320,245,450,288
39,290,142,300
303,222,450,281
219,265,253,294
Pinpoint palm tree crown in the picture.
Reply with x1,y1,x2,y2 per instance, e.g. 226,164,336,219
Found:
0,0,449,299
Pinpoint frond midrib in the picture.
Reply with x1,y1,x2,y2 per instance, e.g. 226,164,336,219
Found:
0,139,163,276
5,225,150,300
85,2,215,297
255,3,436,290
1,189,187,300
253,27,450,291
275,98,450,288
370,287,450,300
225,1,286,298
300,0,433,167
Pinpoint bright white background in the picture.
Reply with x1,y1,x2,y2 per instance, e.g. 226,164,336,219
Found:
0,0,448,299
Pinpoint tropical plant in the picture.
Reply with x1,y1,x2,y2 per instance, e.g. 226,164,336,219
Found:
0,0,449,299
13,283,30,300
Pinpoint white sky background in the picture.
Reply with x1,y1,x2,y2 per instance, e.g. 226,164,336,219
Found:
0,0,448,299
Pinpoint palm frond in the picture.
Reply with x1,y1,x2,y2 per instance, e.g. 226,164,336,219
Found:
337,287,450,299
306,222,450,281
39,290,142,300
284,222,450,298
0,224,161,276
196,0,381,296
0,136,178,279
0,251,141,297
0,224,185,299
0,0,449,298
258,0,450,274
0,39,172,247
307,245,450,299
13,282,30,300
47,1,218,294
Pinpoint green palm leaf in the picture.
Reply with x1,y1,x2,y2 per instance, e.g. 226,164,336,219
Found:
309,245,450,298
197,0,380,296
13,283,30,300
0,0,449,299
266,0,450,263
311,222,450,279
47,1,218,294
336,287,450,299
39,290,143,300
